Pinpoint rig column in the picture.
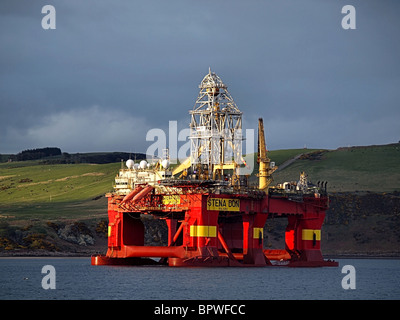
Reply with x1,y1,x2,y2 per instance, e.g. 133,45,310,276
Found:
165,218,178,246
243,213,269,266
286,212,326,266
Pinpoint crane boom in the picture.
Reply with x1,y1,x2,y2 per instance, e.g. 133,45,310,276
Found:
258,118,277,192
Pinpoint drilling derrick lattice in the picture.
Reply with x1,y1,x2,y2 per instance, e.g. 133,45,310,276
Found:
189,69,242,180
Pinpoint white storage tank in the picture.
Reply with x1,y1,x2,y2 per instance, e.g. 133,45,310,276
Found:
139,160,148,169
126,159,134,169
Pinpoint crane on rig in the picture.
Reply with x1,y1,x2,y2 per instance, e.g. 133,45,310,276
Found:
257,118,277,192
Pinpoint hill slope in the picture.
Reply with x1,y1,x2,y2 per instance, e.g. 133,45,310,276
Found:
0,161,120,204
270,143,400,192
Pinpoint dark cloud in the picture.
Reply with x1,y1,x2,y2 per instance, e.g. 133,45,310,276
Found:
1,0,399,154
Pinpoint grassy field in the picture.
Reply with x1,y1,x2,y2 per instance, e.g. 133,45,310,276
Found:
0,161,119,224
0,161,120,204
268,148,320,166
271,144,400,192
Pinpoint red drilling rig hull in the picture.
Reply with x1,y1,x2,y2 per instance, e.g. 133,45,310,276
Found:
91,71,338,268
91,186,338,267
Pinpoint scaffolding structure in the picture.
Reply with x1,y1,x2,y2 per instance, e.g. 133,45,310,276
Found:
189,69,243,179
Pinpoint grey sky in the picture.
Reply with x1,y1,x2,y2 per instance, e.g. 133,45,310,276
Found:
0,0,399,154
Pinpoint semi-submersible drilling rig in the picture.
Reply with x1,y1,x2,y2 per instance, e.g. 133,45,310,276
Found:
92,70,338,267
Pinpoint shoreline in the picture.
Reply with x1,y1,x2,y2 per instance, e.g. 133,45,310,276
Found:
1,251,399,260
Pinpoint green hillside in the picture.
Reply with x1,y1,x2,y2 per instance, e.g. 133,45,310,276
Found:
268,148,319,166
270,144,400,192
0,161,120,204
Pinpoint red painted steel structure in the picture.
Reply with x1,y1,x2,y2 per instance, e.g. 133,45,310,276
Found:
91,183,338,267
91,71,338,268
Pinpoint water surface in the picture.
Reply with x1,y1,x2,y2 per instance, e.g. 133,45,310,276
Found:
0,258,399,300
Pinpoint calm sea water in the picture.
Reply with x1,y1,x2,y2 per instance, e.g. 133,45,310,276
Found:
0,257,399,300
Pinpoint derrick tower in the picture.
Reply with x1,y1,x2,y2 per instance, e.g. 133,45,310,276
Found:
189,69,243,180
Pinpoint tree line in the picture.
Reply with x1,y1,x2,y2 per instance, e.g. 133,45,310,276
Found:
1,147,146,164
12,147,62,161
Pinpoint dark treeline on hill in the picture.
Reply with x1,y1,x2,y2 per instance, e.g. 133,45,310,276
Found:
1,147,146,164
48,152,146,164
13,147,61,161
